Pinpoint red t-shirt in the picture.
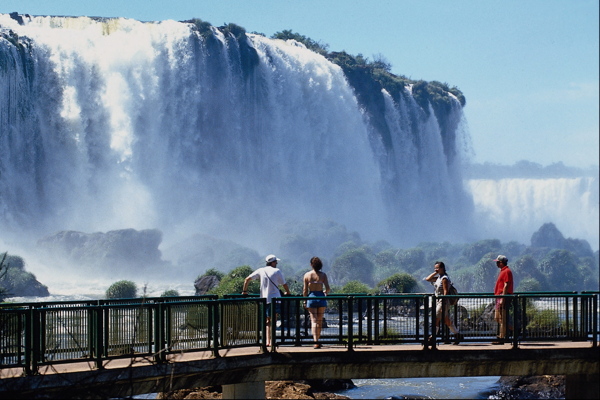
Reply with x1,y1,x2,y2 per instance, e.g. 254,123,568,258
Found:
494,266,513,295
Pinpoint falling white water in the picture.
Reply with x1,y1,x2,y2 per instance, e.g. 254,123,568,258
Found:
467,177,599,249
0,14,471,253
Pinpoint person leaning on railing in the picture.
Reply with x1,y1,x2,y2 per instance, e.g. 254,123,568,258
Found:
242,254,291,347
302,256,331,349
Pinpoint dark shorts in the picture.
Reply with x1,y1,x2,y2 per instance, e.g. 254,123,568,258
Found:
266,302,281,317
307,291,327,308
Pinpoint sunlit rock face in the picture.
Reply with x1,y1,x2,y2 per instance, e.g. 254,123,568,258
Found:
0,13,474,251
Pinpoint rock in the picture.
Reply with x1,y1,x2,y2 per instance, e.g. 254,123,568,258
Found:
158,380,352,399
36,228,168,276
194,275,220,295
497,375,565,399
0,253,49,299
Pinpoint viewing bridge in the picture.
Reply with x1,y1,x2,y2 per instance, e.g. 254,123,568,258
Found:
1,291,598,399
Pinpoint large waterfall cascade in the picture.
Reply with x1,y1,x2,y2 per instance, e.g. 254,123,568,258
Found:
0,14,474,250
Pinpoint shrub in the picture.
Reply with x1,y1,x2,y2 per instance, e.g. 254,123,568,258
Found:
106,280,138,299
209,265,258,297
377,273,419,294
338,280,371,294
160,289,180,297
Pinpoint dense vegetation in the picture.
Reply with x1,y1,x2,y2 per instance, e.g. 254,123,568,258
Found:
196,222,598,297
0,252,49,301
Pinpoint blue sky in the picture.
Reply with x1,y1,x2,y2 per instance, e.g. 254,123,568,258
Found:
3,0,599,169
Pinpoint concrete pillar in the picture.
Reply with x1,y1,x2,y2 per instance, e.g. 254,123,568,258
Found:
222,381,266,399
566,374,600,400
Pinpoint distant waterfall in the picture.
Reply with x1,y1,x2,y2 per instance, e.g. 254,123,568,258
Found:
1,14,471,249
467,177,599,248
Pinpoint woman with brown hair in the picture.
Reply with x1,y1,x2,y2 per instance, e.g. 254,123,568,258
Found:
303,256,331,348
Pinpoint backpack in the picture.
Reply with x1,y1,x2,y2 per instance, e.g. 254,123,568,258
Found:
447,283,459,306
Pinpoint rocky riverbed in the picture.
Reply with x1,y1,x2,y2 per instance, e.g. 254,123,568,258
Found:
158,376,566,399
158,380,353,399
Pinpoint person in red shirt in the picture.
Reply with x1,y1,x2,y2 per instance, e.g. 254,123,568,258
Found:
493,255,513,344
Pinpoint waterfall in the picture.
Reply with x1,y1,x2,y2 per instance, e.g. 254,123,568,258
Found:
0,14,475,252
467,177,599,249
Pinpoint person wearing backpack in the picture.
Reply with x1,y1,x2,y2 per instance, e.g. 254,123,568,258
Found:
424,261,463,345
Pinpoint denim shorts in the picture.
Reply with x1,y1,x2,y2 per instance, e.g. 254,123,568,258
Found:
306,291,327,308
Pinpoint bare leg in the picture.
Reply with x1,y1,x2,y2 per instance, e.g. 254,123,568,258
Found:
266,316,271,346
314,306,325,342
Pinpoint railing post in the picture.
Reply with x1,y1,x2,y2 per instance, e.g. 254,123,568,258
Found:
593,293,598,348
24,306,33,375
30,307,40,375
93,305,104,369
269,301,276,352
212,302,220,358
294,297,302,347
430,295,437,349
510,295,518,349
154,303,166,363
347,296,354,352
369,296,375,345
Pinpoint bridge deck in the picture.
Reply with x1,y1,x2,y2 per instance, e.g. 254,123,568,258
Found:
1,340,593,379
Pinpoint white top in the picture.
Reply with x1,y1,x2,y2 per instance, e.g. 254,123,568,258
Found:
248,266,286,304
433,274,450,296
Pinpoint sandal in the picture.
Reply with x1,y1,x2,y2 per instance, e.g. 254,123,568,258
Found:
314,343,322,349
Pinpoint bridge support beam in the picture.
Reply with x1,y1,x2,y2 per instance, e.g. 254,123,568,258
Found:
566,374,600,400
222,381,266,399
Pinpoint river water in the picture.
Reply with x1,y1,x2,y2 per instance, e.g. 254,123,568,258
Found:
336,377,502,399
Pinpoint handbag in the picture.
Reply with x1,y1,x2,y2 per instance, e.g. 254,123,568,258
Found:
447,283,459,306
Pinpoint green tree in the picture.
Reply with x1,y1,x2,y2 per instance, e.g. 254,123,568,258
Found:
271,30,329,54
372,249,401,283
461,240,501,264
396,248,425,273
473,253,497,293
538,250,583,291
516,278,541,293
377,273,419,294
330,248,374,287
338,280,371,294
511,255,548,290
210,265,257,297
0,253,49,298
160,289,180,297
106,280,138,299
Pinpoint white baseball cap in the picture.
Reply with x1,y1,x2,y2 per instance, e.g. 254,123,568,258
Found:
265,254,280,263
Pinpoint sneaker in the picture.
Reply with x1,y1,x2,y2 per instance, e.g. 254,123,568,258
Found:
491,337,505,345
453,333,464,345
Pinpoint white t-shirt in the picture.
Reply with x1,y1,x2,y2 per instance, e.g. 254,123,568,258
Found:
248,266,286,304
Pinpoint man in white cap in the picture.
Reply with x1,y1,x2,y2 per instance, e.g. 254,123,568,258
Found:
493,255,513,344
242,254,290,346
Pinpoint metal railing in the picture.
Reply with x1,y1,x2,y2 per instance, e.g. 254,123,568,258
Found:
1,292,597,374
